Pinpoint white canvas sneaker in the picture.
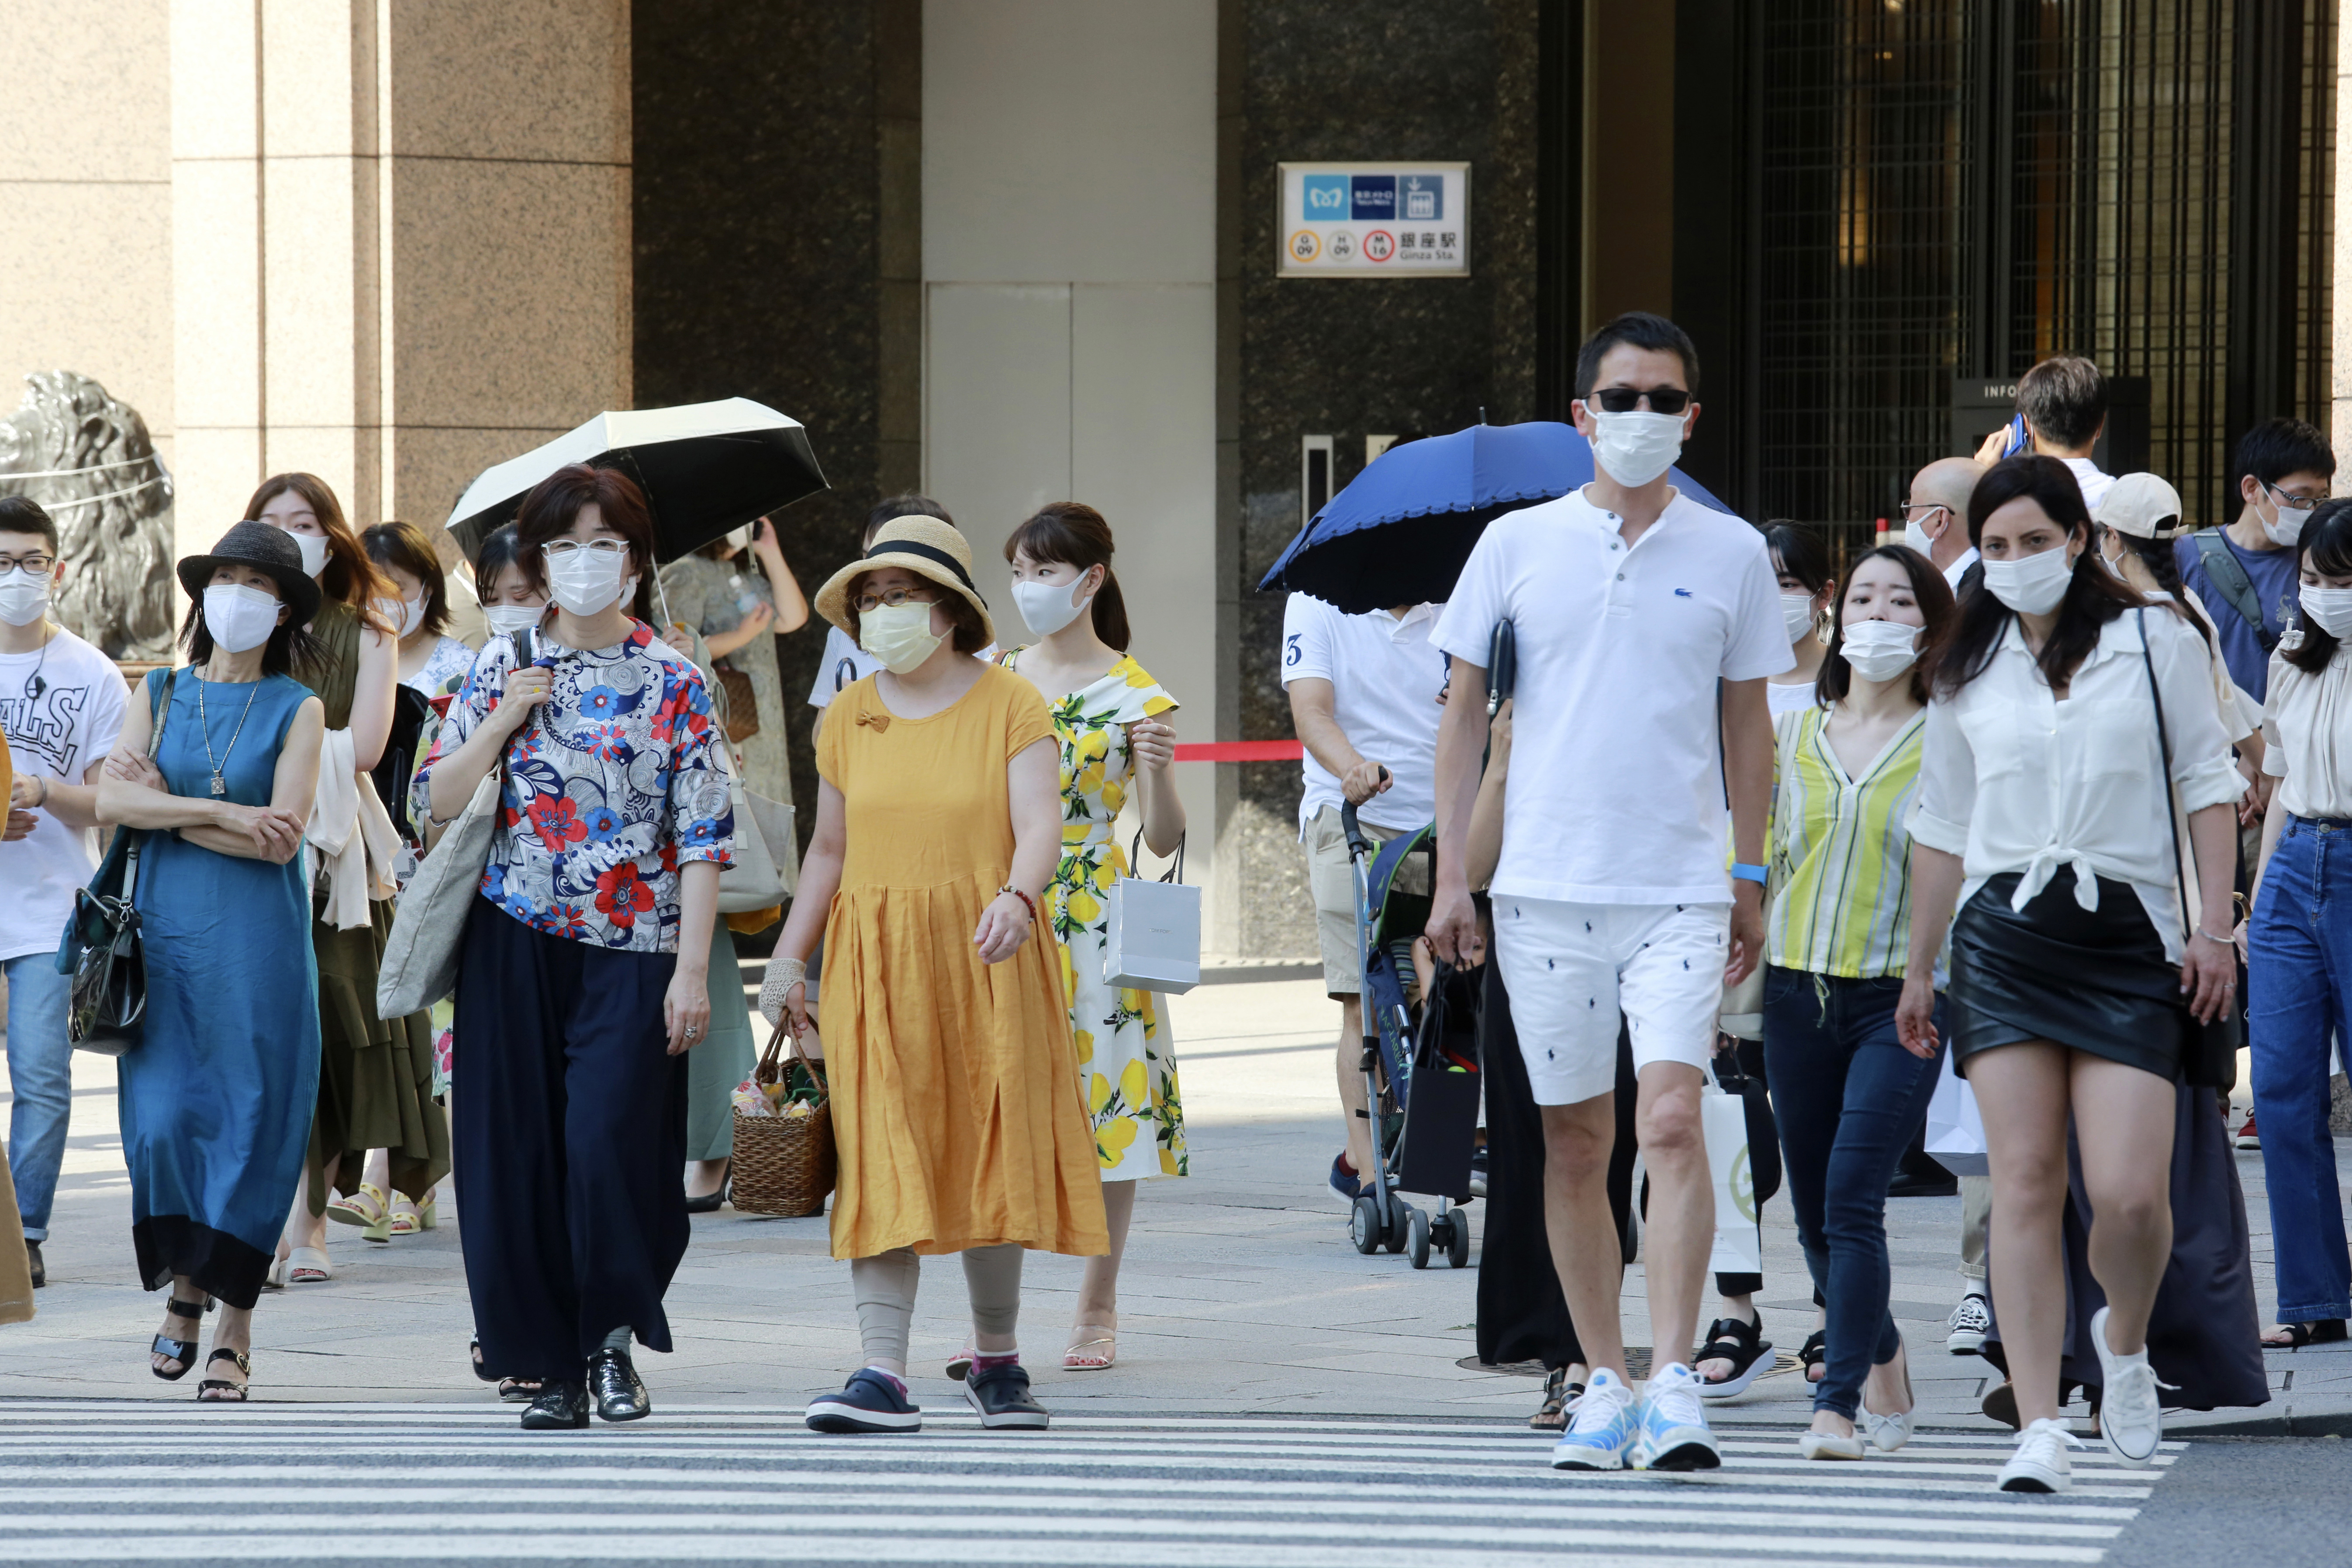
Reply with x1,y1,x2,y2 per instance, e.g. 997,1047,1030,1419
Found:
2089,1305,2167,1466
1997,1417,2082,1493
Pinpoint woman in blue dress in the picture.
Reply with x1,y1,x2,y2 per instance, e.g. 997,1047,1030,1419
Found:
96,521,326,1401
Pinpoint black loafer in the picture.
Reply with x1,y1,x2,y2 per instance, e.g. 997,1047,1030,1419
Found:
588,1346,650,1422
683,1188,725,1213
26,1240,44,1288
963,1361,1049,1430
519,1380,591,1430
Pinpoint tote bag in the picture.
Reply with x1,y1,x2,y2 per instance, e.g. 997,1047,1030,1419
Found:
1103,832,1201,995
1923,1046,1990,1178
1703,1075,1764,1276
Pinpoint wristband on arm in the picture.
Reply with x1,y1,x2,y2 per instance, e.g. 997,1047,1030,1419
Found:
1730,862,1768,887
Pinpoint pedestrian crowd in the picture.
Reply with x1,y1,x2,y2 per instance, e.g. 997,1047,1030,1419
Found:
3,310,2349,1493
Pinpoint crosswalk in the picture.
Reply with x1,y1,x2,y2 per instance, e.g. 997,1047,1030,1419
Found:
0,1401,2179,1565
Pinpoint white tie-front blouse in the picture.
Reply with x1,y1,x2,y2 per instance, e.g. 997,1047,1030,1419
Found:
1907,605,2245,960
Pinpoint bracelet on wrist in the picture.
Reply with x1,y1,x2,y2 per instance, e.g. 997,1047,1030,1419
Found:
999,885,1039,924
2195,924,2235,946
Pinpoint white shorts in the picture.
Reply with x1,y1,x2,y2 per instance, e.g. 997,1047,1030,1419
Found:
1493,896,1731,1106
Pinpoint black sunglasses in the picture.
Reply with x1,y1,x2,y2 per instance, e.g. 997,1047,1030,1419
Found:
1589,386,1692,415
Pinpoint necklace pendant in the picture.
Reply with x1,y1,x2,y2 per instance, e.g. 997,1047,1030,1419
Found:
210,773,227,798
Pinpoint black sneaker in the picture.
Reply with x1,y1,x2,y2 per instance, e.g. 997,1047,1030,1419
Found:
519,1380,591,1430
588,1346,650,1422
805,1369,922,1433
964,1361,1050,1429
25,1240,43,1288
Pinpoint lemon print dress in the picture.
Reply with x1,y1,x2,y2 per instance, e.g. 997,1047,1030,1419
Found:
1005,649,1189,1180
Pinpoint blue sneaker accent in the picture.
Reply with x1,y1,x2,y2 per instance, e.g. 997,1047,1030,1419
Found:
1549,1368,1639,1470
1330,1154,1366,1200
1634,1362,1720,1471
805,1368,922,1433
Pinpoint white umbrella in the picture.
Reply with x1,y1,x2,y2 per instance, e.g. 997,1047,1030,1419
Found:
443,397,828,562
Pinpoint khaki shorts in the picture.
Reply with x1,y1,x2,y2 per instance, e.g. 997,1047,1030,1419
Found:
1305,805,1405,996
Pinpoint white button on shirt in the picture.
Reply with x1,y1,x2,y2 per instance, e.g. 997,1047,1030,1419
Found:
1908,607,2243,960
1433,488,1792,905
1281,595,1448,837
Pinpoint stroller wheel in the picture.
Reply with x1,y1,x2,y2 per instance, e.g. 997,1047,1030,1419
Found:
1349,1194,1381,1255
1408,1208,1432,1269
1444,1212,1471,1268
1382,1198,1412,1254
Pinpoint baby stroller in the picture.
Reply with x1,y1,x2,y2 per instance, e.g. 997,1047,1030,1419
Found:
1340,801,1476,1269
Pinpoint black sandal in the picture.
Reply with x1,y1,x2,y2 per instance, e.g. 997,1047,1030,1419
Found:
1696,1316,1775,1399
197,1347,249,1402
1529,1366,1582,1431
150,1298,211,1381
2266,1319,2350,1349
1799,1329,1827,1385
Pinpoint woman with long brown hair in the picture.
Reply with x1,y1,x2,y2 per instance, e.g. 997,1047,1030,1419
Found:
246,473,446,1283
996,503,1184,1373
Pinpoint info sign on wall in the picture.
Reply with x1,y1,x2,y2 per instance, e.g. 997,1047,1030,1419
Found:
1278,162,1470,277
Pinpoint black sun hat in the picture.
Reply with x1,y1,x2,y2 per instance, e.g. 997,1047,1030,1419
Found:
175,519,323,626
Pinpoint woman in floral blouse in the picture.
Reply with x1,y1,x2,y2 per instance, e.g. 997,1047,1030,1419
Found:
1001,503,1185,1372
414,463,732,1433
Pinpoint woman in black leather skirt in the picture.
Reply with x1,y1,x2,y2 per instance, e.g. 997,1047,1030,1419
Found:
1896,457,2243,1495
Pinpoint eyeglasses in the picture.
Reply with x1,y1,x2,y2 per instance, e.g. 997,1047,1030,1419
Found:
541,539,631,560
854,587,937,613
2262,480,2329,511
1589,386,1692,415
1900,500,1948,518
0,554,55,574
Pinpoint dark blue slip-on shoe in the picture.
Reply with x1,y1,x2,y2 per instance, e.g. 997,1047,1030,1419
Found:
964,1361,1050,1430
1329,1153,1365,1200
805,1369,922,1433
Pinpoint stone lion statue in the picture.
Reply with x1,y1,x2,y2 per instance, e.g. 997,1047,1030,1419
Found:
0,371,176,659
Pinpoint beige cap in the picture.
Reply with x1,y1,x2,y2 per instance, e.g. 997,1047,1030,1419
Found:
2095,472,2186,539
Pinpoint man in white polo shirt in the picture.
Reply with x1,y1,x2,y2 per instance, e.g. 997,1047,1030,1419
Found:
1427,312,1787,1473
1282,593,1446,1201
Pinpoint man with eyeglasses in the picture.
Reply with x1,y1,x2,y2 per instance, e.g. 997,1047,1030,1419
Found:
2176,415,2336,707
1900,456,1989,592
0,496,129,1290
1426,312,1789,1473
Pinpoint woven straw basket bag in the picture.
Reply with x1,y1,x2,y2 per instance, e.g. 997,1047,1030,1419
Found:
729,1021,836,1217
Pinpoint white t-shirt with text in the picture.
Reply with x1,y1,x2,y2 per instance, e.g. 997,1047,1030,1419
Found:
1280,595,1448,837
1432,488,1792,905
0,627,130,960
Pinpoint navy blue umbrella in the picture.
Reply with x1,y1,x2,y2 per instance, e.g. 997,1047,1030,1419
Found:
1258,420,1733,614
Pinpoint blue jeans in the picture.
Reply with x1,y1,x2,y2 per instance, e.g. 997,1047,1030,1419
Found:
1761,967,1945,1419
2248,814,2352,1323
3,952,75,1242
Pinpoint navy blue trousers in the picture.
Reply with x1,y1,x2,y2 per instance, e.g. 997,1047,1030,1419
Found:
454,899,689,1384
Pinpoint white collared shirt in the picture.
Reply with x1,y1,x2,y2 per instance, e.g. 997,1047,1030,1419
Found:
1908,607,2243,959
1942,547,1980,591
1432,487,1791,904
2062,457,2115,511
2262,644,2352,820
1281,595,1448,836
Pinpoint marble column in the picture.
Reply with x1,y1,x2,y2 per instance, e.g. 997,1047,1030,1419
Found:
169,0,630,556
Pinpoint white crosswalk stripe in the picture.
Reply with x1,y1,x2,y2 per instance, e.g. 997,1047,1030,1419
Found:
0,1401,2180,1565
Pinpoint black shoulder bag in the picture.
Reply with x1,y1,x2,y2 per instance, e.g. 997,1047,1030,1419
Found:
66,669,175,1056
2136,608,2242,1090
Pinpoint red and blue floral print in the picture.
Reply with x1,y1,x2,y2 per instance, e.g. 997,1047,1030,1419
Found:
413,621,733,953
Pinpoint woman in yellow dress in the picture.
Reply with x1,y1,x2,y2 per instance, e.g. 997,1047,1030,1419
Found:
999,503,1185,1372
763,516,1107,1433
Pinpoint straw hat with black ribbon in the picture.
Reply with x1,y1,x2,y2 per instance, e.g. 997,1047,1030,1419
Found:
176,518,324,625
2094,472,2187,540
813,515,995,647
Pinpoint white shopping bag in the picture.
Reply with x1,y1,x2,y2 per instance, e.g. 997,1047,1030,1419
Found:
1702,1087,1763,1276
1102,874,1202,995
1923,1048,1989,1178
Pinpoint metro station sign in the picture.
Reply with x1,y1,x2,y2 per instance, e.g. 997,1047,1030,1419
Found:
1278,162,1470,278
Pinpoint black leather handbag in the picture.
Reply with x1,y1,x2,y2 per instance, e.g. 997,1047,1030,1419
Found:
2136,609,2242,1091
65,669,173,1057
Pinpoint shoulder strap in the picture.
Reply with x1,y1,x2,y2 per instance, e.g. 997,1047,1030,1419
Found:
2135,609,2194,939
2191,532,2278,652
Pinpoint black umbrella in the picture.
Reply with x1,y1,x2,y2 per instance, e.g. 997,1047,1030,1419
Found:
443,397,828,562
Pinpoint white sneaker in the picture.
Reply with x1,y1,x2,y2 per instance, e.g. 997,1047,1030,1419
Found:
2089,1305,2168,1466
1634,1362,1721,1471
1998,1417,2082,1493
1797,1427,1865,1461
1947,1292,1991,1355
1549,1368,1640,1471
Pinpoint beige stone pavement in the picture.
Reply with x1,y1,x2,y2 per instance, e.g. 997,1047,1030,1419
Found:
5,977,2346,1433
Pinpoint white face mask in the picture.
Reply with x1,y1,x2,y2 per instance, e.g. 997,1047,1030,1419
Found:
1014,574,1092,639
376,594,428,639
545,545,632,618
276,528,330,577
1779,593,1819,645
860,599,944,673
1583,407,1685,488
0,565,51,627
484,603,545,637
1980,542,2076,616
1902,506,1948,558
1840,618,1921,684
2264,490,2317,549
203,583,282,653
2300,582,2352,639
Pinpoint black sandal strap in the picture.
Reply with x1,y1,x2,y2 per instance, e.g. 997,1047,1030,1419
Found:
1697,1316,1765,1364
197,1347,251,1400
151,1334,197,1362
164,1297,211,1321
206,1347,250,1373
1799,1329,1827,1368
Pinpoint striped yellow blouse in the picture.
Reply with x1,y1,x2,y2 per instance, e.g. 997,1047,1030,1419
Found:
1765,704,1928,979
